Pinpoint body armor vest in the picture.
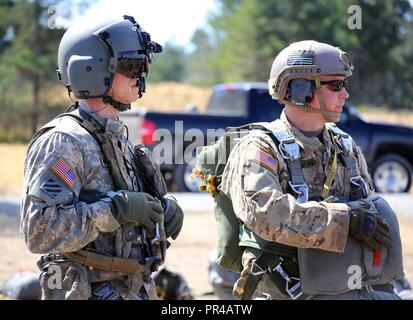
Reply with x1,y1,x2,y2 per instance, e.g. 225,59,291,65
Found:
242,120,403,296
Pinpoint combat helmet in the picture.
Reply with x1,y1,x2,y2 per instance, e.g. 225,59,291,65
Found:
57,15,162,111
268,40,353,121
152,266,194,300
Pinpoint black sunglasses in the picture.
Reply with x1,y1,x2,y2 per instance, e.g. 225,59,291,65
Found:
320,79,347,92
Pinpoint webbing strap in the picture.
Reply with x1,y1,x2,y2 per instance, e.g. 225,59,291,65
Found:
242,251,281,300
257,121,309,203
226,122,306,190
321,131,338,200
326,123,368,200
64,249,156,273
57,111,128,190
242,249,308,300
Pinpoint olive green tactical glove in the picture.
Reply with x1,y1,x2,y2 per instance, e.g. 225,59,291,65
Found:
163,195,184,240
109,191,163,231
347,200,392,250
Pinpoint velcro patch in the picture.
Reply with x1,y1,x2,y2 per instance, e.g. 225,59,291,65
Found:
40,178,63,198
50,158,79,188
255,150,278,172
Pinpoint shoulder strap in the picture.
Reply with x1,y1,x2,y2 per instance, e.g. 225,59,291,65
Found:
57,110,129,190
326,123,368,199
325,123,353,153
27,118,62,151
249,121,309,203
27,112,129,190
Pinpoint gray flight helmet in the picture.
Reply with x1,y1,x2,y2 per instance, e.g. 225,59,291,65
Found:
268,40,353,121
57,15,162,103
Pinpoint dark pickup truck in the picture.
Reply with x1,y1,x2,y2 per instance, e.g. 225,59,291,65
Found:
120,82,413,193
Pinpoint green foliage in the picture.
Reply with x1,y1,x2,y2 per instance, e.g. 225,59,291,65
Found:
185,28,221,85
0,127,31,143
2,0,413,144
191,0,413,108
148,41,186,83
0,0,89,140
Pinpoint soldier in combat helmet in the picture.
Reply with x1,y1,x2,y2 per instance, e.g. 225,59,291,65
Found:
220,40,404,300
20,15,184,300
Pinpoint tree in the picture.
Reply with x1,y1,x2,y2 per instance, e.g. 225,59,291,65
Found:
0,0,90,136
206,0,413,108
148,41,187,83
185,28,222,85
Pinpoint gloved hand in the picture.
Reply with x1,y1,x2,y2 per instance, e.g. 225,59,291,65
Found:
109,191,163,231
347,200,392,250
163,195,184,240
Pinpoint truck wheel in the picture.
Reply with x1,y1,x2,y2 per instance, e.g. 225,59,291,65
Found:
173,161,201,192
371,154,412,193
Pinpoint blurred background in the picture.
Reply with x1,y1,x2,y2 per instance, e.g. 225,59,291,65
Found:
1,0,413,300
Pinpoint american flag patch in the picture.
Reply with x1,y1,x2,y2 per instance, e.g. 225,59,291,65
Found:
50,158,79,188
287,50,315,66
255,150,278,172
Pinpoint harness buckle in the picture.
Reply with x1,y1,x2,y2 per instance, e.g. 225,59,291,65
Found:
279,139,300,160
250,260,270,276
340,135,353,153
288,181,309,203
285,277,304,300
271,258,304,300
351,175,368,198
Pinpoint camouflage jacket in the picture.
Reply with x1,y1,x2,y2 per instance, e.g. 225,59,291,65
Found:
20,105,159,299
221,111,373,254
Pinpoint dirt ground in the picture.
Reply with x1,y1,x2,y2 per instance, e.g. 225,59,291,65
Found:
1,208,413,300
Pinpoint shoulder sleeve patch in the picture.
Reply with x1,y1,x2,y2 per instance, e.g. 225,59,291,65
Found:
50,158,79,188
254,150,278,173
40,178,63,198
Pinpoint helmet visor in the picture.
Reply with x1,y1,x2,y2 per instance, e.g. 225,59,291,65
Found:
116,50,150,79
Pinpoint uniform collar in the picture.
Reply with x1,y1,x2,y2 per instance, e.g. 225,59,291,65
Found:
274,110,332,153
79,101,126,140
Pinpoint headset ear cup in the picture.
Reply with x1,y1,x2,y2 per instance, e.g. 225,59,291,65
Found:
306,80,315,103
289,79,314,106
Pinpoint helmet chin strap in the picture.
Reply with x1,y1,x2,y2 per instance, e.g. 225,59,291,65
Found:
102,76,147,112
102,96,131,112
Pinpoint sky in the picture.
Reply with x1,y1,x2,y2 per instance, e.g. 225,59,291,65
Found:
65,0,218,47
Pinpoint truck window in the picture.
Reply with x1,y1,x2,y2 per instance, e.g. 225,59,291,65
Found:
250,89,283,121
206,90,247,116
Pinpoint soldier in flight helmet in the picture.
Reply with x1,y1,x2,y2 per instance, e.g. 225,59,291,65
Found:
20,15,184,300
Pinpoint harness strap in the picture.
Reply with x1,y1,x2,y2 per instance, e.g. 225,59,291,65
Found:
257,121,309,203
56,110,129,190
326,123,368,200
31,109,166,275
242,249,309,300
321,130,338,200
64,249,159,273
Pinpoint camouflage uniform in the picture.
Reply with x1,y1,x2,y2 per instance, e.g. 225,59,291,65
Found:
221,111,399,300
20,104,158,300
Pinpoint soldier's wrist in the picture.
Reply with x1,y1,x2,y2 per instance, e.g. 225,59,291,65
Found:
163,197,173,222
105,191,124,221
